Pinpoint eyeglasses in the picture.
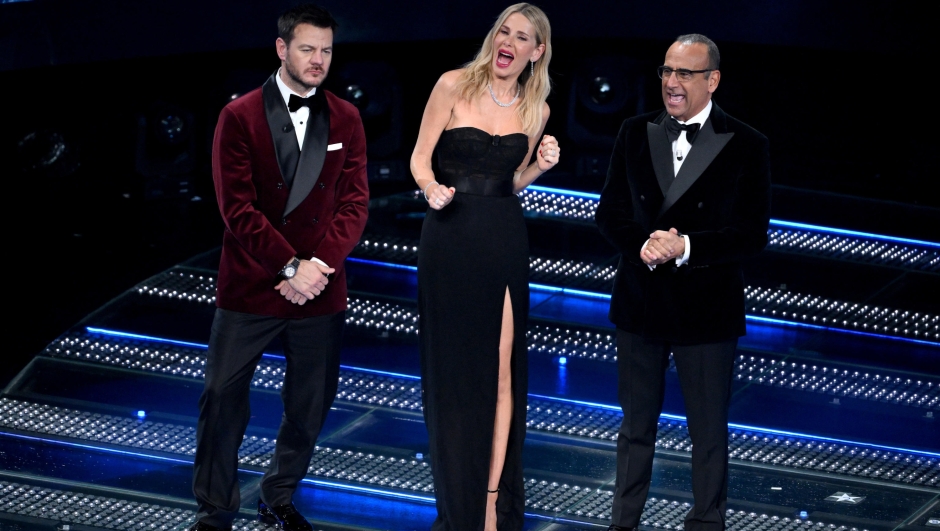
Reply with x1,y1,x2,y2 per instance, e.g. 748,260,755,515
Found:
657,66,712,81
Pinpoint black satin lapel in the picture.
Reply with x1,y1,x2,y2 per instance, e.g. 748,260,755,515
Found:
283,93,330,217
658,119,734,217
262,74,299,188
647,121,674,197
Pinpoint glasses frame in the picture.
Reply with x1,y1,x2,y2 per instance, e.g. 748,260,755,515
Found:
657,66,713,82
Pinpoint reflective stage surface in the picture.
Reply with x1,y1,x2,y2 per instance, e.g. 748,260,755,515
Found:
1,187,937,530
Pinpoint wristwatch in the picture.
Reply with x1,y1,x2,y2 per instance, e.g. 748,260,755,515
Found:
281,257,301,279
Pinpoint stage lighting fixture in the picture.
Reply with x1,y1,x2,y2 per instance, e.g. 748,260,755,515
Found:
156,114,186,145
591,77,614,105
15,129,79,179
345,84,368,110
333,61,404,182
135,102,196,200
567,56,646,180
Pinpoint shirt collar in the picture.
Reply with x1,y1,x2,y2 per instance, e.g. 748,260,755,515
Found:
275,67,316,110
676,99,712,126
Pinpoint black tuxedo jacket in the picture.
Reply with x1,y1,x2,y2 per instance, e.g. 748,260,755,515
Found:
596,103,771,344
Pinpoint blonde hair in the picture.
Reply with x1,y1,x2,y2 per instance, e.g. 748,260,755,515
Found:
454,3,552,137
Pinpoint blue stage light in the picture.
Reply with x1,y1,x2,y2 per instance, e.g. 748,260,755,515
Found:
85,327,208,349
347,257,417,271
527,184,603,199
799,511,808,519
528,393,621,412
136,410,146,420
746,316,940,347
0,432,194,465
300,479,436,503
769,219,939,248
530,282,612,300
338,365,421,381
558,356,567,366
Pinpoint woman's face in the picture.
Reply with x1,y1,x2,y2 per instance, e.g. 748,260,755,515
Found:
491,12,544,79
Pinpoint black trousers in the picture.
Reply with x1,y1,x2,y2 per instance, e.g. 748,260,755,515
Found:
611,330,737,531
192,307,345,527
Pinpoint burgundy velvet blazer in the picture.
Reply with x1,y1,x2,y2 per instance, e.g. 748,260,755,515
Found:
211,82,369,319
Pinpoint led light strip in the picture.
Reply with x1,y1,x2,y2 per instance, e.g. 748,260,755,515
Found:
40,331,940,462
79,320,939,410
526,185,940,249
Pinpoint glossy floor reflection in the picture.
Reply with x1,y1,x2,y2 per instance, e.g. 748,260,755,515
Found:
1,192,938,529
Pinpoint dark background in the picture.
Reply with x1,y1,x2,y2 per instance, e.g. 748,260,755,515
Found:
0,0,934,385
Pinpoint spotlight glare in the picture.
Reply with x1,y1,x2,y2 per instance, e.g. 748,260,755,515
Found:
345,84,368,109
591,76,613,104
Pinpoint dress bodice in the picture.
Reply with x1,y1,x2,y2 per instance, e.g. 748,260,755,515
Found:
434,127,530,197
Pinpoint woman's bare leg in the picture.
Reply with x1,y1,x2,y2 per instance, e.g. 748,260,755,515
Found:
485,288,515,531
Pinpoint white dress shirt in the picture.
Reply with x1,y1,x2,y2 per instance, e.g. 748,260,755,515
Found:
274,68,316,150
671,99,712,176
274,69,328,268
644,99,713,269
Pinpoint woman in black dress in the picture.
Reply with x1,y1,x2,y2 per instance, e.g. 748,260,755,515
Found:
410,4,560,530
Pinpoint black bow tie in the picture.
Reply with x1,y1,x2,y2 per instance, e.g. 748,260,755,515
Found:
664,118,701,144
288,93,319,113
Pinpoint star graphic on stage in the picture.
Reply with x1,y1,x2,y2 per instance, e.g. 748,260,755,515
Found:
825,491,865,504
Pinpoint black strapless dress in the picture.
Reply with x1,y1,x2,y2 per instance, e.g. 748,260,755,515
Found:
418,127,530,531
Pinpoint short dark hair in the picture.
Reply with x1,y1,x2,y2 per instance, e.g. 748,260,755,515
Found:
278,4,338,44
675,33,720,71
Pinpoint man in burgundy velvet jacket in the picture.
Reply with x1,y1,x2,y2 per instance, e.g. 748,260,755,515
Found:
189,5,368,531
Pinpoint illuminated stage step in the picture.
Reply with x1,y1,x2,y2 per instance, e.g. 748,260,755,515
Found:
27,331,940,487
350,235,939,344
352,230,939,296
0,451,884,531
396,187,940,272
67,302,940,412
0,480,285,531
132,266,939,345
0,479,199,531
353,232,618,291
514,186,940,274
0,399,936,531
1,396,934,529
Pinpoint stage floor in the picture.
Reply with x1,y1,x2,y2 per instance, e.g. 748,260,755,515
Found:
1,188,937,530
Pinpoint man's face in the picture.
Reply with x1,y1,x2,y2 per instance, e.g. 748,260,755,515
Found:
661,42,719,122
276,23,333,94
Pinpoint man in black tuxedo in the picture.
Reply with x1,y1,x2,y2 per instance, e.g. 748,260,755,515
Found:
596,34,770,531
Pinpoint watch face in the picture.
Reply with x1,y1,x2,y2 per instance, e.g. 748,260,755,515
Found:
284,266,297,278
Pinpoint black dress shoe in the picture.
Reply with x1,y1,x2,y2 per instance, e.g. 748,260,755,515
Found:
258,500,313,531
607,526,635,531
188,522,231,531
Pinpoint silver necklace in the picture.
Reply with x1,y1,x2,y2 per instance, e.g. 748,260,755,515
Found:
487,83,520,107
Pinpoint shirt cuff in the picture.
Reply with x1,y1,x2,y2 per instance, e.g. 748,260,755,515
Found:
310,257,329,268
675,235,691,266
